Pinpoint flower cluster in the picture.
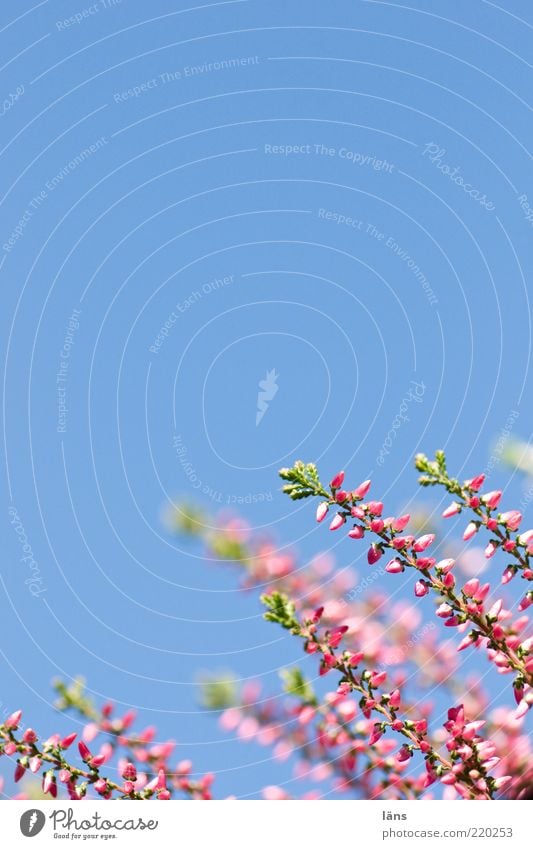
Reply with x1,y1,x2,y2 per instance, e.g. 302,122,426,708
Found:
2,450,532,800
280,454,533,710
0,683,214,800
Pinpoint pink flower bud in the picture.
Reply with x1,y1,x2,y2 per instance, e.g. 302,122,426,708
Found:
462,579,479,598
59,769,71,783
457,633,476,652
485,541,498,559
3,741,16,755
328,625,349,648
385,558,404,574
22,729,38,744
42,771,56,796
518,529,533,546
14,762,26,783
493,776,512,790
348,525,364,539
353,480,371,499
78,741,92,762
316,502,329,523
367,501,383,516
367,545,382,565
500,510,522,530
123,781,135,794
396,745,411,763
436,603,453,618
4,710,22,730
369,671,387,688
443,572,455,589
159,789,171,800
389,689,401,710
414,580,429,597
465,474,485,491
348,652,364,666
330,471,345,489
94,778,108,795
311,606,324,623
122,762,137,781
442,502,461,518
60,732,77,749
370,518,384,533
335,490,349,503
482,490,502,510
437,558,455,573
477,582,491,601
329,513,345,531
416,557,435,570
392,514,410,532
413,534,435,552
463,522,478,541
368,725,383,745
121,710,137,729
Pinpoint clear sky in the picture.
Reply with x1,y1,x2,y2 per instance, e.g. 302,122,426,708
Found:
1,0,532,799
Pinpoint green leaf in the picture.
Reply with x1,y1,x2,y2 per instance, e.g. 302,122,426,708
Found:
261,592,301,633
280,667,317,705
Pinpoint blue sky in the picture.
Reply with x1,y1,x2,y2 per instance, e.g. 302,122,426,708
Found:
1,0,532,799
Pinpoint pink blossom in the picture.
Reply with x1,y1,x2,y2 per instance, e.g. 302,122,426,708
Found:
316,503,329,523
442,502,461,518
353,480,371,499
329,513,345,531
330,471,345,489
60,732,77,749
463,522,478,541
367,545,382,565
413,534,435,552
500,510,522,530
437,558,455,573
392,514,410,532
262,785,289,800
465,474,485,491
462,578,480,598
414,580,429,597
482,490,502,510
485,541,498,559
385,558,404,574
4,710,22,730
348,525,364,539
389,689,401,710
22,728,37,744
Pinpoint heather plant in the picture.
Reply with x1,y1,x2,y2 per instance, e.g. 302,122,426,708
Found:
1,451,531,800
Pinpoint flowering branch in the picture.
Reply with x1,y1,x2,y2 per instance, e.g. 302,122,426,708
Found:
261,592,505,799
280,456,533,707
